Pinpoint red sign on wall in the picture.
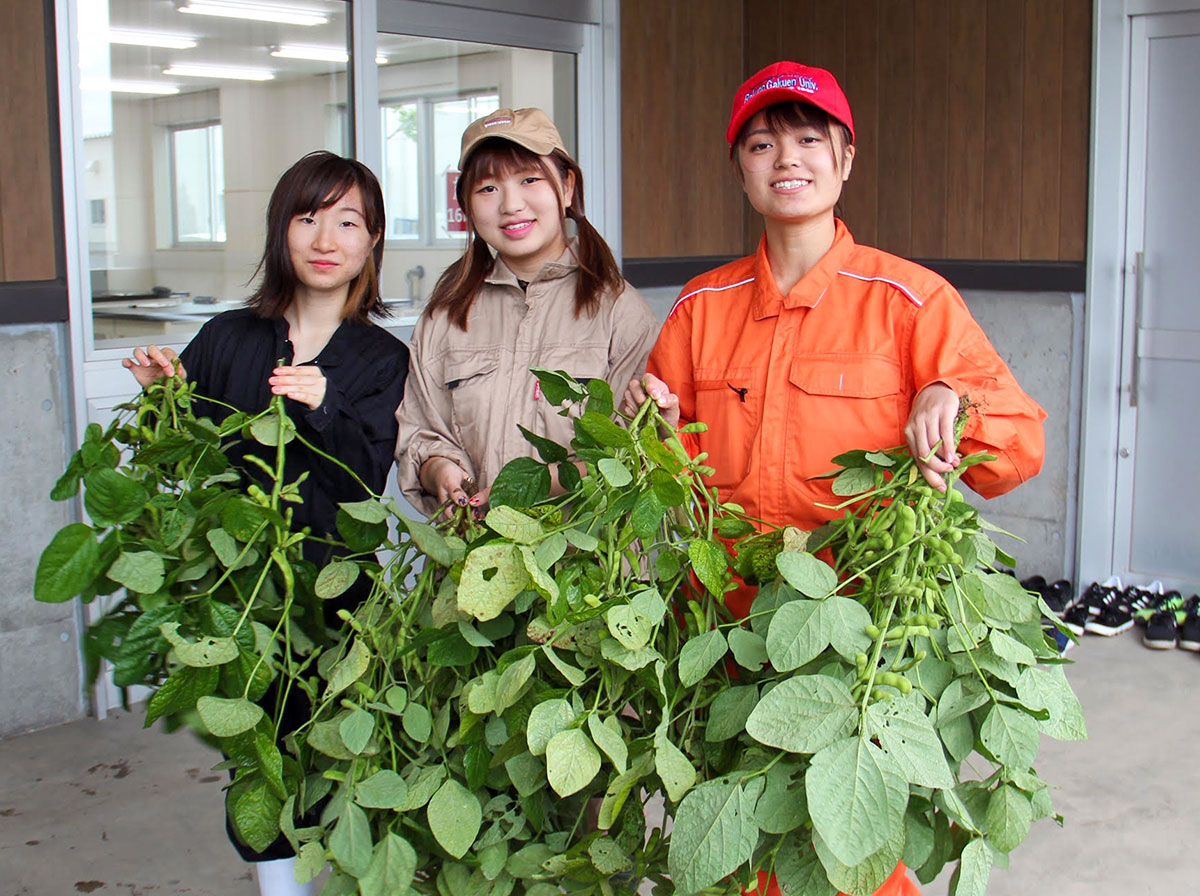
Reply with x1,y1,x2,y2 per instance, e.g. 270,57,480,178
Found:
446,171,467,232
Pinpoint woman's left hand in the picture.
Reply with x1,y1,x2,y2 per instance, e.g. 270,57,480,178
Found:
270,365,327,410
904,382,961,492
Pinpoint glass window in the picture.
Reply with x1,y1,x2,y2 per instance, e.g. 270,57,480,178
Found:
381,102,419,241
79,0,351,348
171,122,225,243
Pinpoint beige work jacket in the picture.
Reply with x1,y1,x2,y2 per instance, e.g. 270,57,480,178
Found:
395,243,658,514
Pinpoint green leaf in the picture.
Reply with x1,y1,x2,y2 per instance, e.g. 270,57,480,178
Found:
821,596,875,661
575,411,633,449
504,751,547,798
360,833,417,896
832,466,875,496
1015,665,1088,741
160,623,239,667
979,704,1040,769
688,538,729,596
428,779,482,858
485,506,545,544
766,600,831,671
325,638,370,699
329,799,373,876
545,728,602,798
984,784,1032,854
197,696,264,737
540,644,586,686
564,528,599,551
606,603,654,651
340,707,376,755
678,629,728,686
774,834,837,896
526,698,576,756
517,424,569,464
863,700,955,789
806,737,909,867
813,823,905,896
249,414,295,447
654,727,696,802
458,544,531,622
402,702,433,742
746,675,857,754
229,778,282,855
401,765,447,811
295,842,327,885
649,468,687,506
494,652,536,713
597,457,633,487
83,468,148,526
402,516,459,567
775,551,837,598
587,715,628,774
105,550,165,595
35,524,99,603
489,457,551,507
206,528,241,568
588,837,632,875
585,377,615,416
754,763,809,835
667,779,760,895
254,731,286,800
340,497,389,523
145,665,218,726
950,838,992,896
356,770,409,809
976,572,1037,625
727,627,768,671
705,685,757,742
315,560,360,600
531,367,587,406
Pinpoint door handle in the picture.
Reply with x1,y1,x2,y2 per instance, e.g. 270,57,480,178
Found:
1131,250,1144,408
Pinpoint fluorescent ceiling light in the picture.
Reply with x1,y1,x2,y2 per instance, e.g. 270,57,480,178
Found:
108,29,197,50
271,45,346,63
270,46,389,65
82,77,181,96
164,63,275,81
176,1,328,27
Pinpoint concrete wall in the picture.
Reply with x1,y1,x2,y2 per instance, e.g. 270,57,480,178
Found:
637,286,1078,582
0,323,86,738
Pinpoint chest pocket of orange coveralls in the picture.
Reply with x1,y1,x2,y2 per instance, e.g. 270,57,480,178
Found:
787,354,906,462
693,367,762,491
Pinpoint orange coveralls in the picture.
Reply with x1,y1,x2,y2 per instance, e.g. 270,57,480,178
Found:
648,220,1047,896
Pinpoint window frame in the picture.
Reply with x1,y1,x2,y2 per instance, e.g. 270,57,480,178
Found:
167,120,225,247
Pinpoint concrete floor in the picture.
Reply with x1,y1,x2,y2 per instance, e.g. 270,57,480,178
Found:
1,631,1196,896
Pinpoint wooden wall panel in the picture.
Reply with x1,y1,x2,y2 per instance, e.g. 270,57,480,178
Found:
945,0,988,257
620,0,744,258
621,0,1091,264
0,0,59,282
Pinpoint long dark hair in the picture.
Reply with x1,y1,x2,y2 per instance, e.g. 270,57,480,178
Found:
247,151,388,322
427,139,624,331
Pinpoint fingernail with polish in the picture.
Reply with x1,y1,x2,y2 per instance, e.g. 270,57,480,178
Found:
456,496,467,505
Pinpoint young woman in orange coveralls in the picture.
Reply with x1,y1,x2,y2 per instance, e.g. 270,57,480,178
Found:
623,61,1047,896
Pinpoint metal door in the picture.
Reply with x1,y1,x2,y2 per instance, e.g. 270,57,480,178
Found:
1114,11,1200,591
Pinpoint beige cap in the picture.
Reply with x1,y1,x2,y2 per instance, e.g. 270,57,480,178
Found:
457,107,568,170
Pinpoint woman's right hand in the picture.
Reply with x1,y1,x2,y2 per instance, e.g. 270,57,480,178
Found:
122,345,184,388
419,456,477,514
621,374,680,427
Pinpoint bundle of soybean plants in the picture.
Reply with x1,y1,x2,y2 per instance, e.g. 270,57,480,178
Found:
35,370,1086,896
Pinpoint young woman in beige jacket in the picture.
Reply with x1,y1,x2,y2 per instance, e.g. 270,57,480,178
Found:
395,107,657,516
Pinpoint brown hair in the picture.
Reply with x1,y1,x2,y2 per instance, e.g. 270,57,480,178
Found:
427,139,624,331
246,151,388,322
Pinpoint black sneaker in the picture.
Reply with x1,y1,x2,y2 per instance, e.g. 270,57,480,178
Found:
1041,579,1075,614
1085,587,1134,636
1178,596,1200,652
1062,601,1090,637
1124,582,1163,622
1143,607,1178,649
1082,576,1123,616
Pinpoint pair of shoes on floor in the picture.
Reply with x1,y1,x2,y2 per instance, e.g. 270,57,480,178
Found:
1144,594,1200,650
1063,575,1124,636
1021,575,1075,614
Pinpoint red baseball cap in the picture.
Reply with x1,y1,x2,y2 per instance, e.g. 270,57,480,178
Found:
726,61,855,148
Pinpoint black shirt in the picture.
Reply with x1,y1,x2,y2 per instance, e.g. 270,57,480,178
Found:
180,308,408,543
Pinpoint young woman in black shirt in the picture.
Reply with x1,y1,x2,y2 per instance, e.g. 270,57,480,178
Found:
123,151,407,896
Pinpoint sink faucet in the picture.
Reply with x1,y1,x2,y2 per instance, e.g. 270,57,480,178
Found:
405,265,425,302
